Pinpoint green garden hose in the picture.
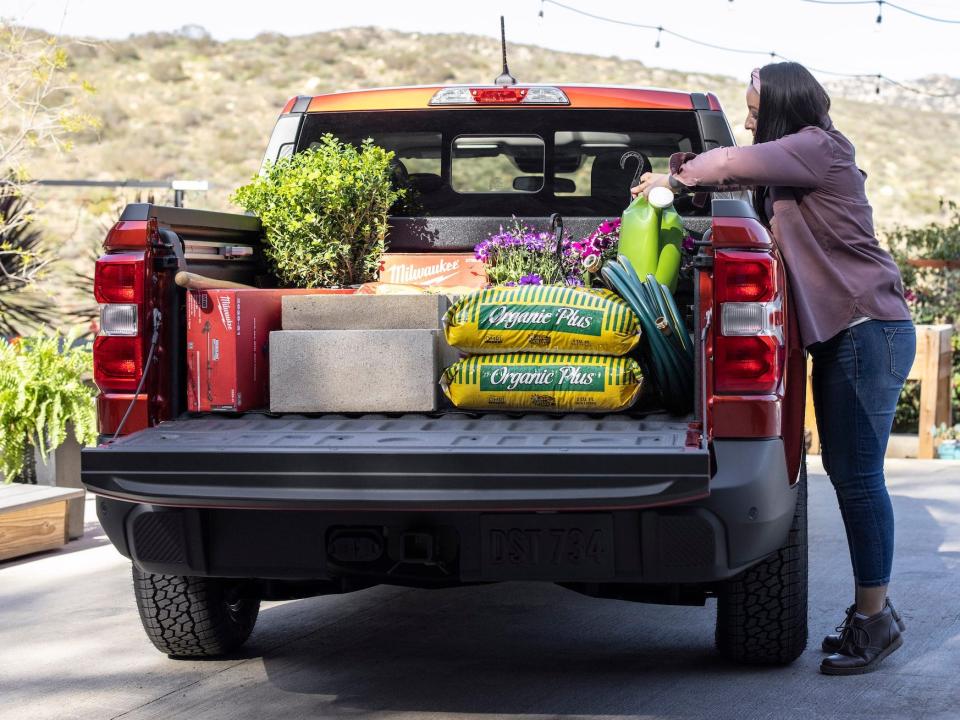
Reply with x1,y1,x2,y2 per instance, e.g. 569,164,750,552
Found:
601,255,694,414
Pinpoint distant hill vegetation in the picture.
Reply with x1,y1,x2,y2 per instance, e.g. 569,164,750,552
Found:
16,25,960,281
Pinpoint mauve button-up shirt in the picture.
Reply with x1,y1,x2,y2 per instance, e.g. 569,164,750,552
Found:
669,122,911,347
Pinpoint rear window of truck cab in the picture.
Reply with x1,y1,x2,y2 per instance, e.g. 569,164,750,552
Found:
296,110,703,217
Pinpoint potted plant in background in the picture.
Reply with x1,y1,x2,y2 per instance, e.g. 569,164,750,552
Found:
232,134,402,289
933,423,960,460
0,331,98,539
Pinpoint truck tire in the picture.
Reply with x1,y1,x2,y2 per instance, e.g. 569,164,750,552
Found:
715,460,808,665
132,566,260,657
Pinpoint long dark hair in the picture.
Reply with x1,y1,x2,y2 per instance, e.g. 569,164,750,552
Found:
752,62,832,222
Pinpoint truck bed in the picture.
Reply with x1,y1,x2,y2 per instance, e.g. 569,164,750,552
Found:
82,412,710,511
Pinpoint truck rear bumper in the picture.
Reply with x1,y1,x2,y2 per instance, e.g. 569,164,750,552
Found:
87,430,795,585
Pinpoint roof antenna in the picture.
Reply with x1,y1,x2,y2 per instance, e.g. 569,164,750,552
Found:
494,16,517,86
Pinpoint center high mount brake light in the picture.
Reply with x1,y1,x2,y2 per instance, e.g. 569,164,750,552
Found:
429,86,570,106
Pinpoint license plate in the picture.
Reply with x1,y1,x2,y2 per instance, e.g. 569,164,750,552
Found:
480,514,615,581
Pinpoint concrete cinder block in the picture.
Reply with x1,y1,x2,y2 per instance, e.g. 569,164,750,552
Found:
282,294,450,331
270,330,443,413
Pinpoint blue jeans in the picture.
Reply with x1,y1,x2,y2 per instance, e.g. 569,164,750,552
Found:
809,319,916,588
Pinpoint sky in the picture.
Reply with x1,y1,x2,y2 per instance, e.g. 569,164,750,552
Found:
2,0,958,83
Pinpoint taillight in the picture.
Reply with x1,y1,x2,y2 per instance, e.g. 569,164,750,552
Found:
93,336,144,392
714,257,773,302
714,250,784,394
94,254,144,303
93,252,146,393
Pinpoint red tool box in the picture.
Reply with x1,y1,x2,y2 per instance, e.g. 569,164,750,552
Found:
186,288,353,412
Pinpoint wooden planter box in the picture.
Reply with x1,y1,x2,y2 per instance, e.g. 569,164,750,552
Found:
906,258,960,270
32,431,85,540
0,484,84,562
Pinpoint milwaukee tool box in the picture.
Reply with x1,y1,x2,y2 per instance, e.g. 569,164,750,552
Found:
185,288,352,412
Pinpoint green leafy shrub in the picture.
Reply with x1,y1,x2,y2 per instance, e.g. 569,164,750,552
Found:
885,199,960,263
232,134,401,288
148,59,187,83
887,202,960,432
0,331,97,482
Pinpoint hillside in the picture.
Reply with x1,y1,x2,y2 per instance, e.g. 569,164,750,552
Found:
15,25,960,299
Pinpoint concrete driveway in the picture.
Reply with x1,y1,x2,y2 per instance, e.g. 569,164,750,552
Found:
1,458,958,720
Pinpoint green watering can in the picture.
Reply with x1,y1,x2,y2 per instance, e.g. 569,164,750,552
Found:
618,186,684,293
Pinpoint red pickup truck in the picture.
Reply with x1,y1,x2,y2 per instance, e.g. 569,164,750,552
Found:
81,83,808,664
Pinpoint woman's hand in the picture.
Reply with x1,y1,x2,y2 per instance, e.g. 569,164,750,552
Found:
630,172,672,200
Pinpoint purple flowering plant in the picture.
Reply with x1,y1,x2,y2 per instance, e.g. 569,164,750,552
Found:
474,218,624,287
474,219,571,286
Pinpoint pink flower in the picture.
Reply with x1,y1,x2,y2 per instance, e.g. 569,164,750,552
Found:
597,218,621,234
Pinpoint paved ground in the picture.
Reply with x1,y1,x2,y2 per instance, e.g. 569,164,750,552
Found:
1,458,959,720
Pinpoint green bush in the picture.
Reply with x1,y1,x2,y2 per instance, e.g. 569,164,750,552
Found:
886,201,960,432
148,59,187,83
232,135,401,288
886,199,960,263
0,332,97,482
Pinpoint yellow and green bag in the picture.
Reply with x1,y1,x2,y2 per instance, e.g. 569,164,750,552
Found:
441,353,643,413
443,285,640,356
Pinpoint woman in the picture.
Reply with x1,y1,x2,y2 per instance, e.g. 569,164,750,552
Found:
633,62,915,675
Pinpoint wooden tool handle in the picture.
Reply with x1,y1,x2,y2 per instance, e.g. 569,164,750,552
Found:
174,271,255,291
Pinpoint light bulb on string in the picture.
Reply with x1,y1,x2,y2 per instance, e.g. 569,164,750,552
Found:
539,0,544,20
727,0,735,13
875,0,883,32
655,26,662,49
875,74,882,94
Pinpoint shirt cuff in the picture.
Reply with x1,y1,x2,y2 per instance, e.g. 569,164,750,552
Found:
668,151,700,187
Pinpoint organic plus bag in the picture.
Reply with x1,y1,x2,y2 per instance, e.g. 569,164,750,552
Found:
443,285,640,356
441,353,643,413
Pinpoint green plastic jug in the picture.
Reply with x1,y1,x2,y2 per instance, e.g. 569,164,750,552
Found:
618,187,684,293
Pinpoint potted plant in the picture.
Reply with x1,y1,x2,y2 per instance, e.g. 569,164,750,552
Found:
933,423,960,460
0,331,97,537
474,218,624,287
232,134,402,288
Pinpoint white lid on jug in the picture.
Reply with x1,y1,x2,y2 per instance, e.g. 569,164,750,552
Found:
648,186,675,209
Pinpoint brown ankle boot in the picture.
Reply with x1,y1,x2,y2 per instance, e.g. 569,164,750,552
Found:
820,605,903,675
822,598,905,653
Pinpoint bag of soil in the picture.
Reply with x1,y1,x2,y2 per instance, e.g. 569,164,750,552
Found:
441,353,643,413
443,285,640,356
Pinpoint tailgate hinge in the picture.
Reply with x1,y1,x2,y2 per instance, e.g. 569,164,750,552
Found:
692,254,714,270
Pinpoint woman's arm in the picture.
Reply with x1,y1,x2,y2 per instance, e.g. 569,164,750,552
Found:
671,126,836,189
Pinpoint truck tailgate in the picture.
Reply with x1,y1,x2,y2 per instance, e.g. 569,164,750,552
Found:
81,413,709,511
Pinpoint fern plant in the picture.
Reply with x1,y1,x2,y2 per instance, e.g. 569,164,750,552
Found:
0,331,97,482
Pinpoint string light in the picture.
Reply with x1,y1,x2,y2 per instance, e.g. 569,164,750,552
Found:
655,26,662,49
539,0,960,98
799,0,960,25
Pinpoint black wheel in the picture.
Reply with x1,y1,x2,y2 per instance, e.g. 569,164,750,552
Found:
132,565,260,658
715,460,808,665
